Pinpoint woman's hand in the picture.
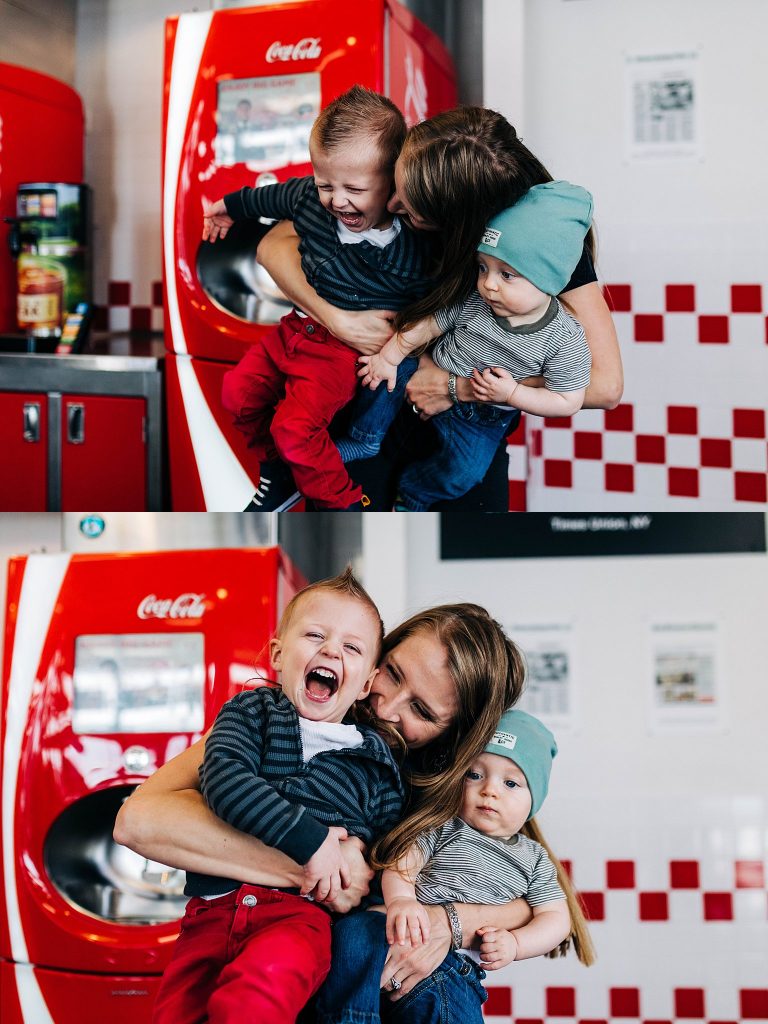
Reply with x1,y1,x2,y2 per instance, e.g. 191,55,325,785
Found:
325,308,395,354
405,352,473,418
315,837,374,913
380,903,451,1000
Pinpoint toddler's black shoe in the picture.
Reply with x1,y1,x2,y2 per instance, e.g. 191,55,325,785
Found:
246,460,301,511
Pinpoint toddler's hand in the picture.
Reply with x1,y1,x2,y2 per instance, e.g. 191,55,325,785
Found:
470,366,518,405
358,351,399,392
386,897,432,946
301,826,350,901
477,926,518,970
202,197,235,242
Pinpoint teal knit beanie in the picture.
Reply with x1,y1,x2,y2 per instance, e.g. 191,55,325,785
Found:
484,709,557,820
477,180,593,296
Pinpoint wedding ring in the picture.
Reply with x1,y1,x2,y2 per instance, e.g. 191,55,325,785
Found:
389,976,402,992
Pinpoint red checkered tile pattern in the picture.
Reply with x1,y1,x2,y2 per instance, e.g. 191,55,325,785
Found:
94,280,164,333
483,986,768,1021
511,282,768,508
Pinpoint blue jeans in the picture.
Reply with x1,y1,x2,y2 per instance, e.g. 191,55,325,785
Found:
335,358,419,463
315,910,487,1024
398,400,517,511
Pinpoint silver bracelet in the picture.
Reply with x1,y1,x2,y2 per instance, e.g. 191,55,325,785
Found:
448,373,459,405
441,901,463,950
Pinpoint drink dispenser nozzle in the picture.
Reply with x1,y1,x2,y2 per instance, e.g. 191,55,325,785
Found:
4,217,20,258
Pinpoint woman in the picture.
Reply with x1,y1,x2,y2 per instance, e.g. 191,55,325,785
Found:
255,106,623,510
115,602,581,1005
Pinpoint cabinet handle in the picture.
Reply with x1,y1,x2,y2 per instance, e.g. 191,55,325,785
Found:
67,403,85,444
23,402,40,443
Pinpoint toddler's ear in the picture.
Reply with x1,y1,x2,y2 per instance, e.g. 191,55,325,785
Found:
269,637,282,672
357,666,378,701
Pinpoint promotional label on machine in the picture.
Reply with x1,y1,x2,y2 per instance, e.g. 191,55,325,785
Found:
17,260,64,329
137,593,208,619
265,37,322,62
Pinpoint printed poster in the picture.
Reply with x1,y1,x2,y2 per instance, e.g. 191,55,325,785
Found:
649,622,724,732
509,623,576,732
625,49,701,161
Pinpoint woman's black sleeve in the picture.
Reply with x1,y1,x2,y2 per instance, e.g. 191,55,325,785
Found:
562,243,597,293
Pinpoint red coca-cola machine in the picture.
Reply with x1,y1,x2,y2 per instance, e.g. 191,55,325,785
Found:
0,64,85,336
162,0,457,510
0,547,303,1024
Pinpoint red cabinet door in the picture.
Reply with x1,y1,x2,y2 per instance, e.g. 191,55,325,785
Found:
61,394,147,510
0,391,48,510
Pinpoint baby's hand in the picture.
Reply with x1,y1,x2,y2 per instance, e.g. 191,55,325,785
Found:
358,351,399,392
386,897,432,946
477,926,518,970
470,366,518,405
202,197,234,242
301,826,349,901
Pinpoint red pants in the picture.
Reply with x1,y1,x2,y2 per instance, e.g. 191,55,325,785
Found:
152,885,332,1024
221,311,362,508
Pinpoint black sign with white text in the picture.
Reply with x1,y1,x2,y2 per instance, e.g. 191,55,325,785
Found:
440,513,766,559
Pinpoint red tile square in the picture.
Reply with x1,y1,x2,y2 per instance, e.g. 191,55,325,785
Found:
108,280,131,306
530,429,543,458
700,438,732,469
604,404,634,431
675,989,706,1018
666,284,695,312
703,892,733,920
607,860,635,888
610,988,640,1017
643,1020,673,1024
735,472,768,504
735,861,765,888
560,859,573,880
636,435,666,464
574,431,603,459
507,418,526,446
668,467,699,498
605,463,635,493
580,1020,608,1024
579,892,605,921
152,280,164,307
667,406,698,435
547,988,576,1016
543,416,574,429
698,315,729,344
484,987,512,1015
670,860,700,889
544,460,573,488
732,284,763,313
741,990,768,1018
130,306,152,331
517,1019,544,1024
508,480,527,512
639,892,669,920
733,409,766,438
634,314,664,343
604,284,632,312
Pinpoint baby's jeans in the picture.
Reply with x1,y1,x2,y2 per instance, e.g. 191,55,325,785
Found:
315,909,487,1024
336,358,419,463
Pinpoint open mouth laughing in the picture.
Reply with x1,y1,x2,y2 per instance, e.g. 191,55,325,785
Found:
304,666,339,703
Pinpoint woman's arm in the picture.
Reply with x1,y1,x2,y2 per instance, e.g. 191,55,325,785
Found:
381,899,533,999
256,222,394,354
561,282,623,409
114,738,304,887
114,738,374,909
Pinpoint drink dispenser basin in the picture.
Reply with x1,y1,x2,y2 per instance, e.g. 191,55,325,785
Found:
196,218,292,324
44,785,188,924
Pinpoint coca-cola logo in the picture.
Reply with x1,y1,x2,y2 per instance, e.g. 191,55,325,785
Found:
137,593,207,620
265,37,322,63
